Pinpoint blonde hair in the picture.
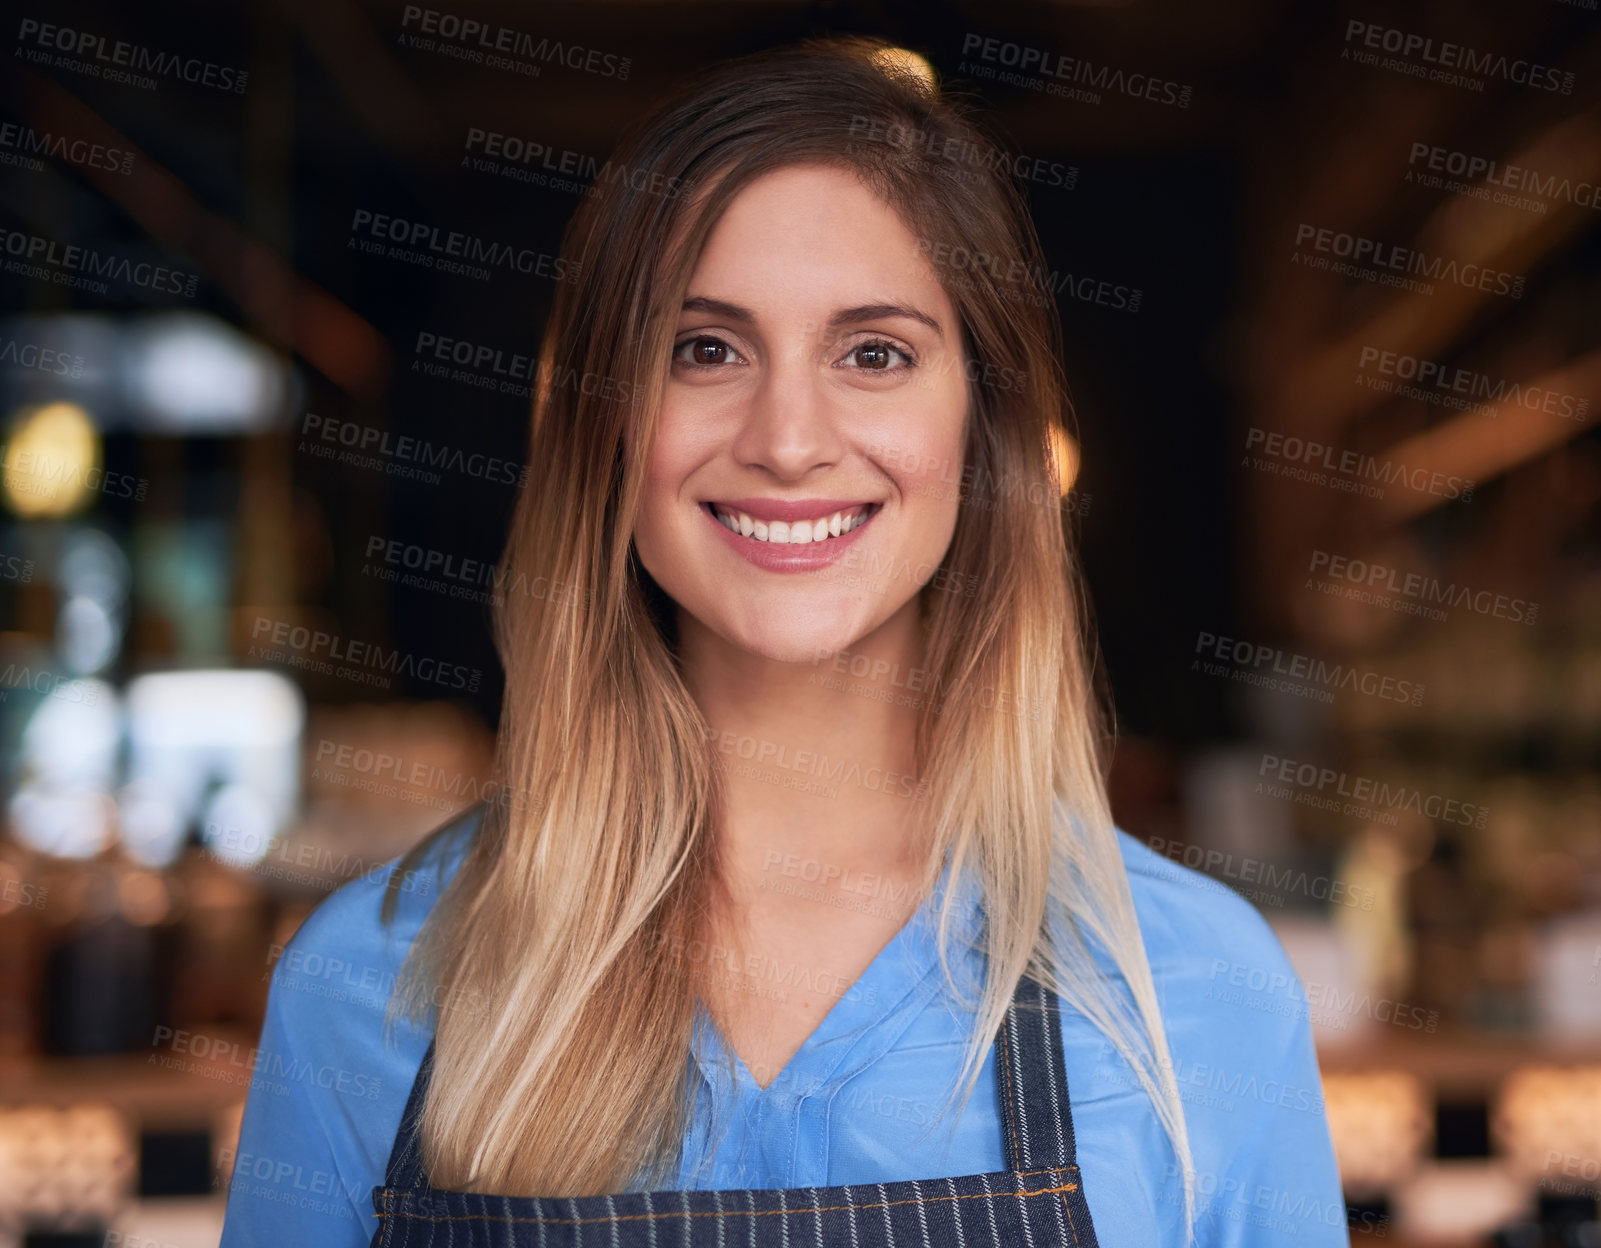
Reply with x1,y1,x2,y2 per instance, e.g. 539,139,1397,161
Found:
384,34,1196,1240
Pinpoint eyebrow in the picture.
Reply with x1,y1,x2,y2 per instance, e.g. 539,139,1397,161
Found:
680,296,944,339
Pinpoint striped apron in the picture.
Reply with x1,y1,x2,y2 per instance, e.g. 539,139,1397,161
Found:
370,973,1100,1246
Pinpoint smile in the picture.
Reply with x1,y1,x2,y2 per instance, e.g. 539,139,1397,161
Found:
706,502,880,544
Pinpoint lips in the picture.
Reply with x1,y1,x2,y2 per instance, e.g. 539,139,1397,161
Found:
699,499,882,571
708,501,879,545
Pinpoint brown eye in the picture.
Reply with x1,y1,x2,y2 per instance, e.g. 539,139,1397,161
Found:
846,340,912,371
674,336,739,368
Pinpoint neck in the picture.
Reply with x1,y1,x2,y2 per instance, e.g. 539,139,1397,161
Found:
677,597,933,910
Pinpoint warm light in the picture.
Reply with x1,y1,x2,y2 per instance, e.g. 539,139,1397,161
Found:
1048,425,1080,495
2,402,100,518
869,47,937,93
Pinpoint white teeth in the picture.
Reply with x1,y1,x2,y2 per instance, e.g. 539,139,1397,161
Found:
713,505,872,544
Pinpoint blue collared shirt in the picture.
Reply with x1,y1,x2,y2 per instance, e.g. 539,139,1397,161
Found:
220,807,1348,1246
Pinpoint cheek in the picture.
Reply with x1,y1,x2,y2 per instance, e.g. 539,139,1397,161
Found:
885,383,968,503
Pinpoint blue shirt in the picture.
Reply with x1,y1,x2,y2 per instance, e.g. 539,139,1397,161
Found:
219,806,1348,1246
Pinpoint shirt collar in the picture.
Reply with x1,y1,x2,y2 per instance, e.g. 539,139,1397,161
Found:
688,849,988,1099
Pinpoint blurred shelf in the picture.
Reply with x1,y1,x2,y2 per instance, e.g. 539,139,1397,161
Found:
0,1029,256,1126
1317,1026,1601,1094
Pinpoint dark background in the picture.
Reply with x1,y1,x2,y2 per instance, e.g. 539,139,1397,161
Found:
0,2,1598,1244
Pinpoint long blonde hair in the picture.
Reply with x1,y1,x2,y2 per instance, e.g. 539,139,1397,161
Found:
384,34,1196,1238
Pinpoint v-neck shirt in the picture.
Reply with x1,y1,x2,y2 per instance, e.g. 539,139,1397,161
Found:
219,805,1349,1247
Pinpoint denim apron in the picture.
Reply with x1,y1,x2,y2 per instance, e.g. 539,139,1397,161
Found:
370,973,1100,1246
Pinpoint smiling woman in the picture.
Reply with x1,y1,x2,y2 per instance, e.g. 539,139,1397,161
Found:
220,35,1345,1248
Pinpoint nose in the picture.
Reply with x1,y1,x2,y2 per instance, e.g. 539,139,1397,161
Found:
728,340,844,481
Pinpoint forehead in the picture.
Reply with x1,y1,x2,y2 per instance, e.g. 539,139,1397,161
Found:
684,163,952,316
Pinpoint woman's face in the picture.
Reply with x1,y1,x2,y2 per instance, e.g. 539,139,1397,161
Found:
632,163,969,665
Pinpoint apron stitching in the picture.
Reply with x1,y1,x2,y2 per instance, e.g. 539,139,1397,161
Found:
1037,986,1068,1165
370,1180,1081,1226
1006,1007,1033,1171
604,1194,621,1248
944,1177,967,1248
977,1173,1001,1245
996,1011,1024,1170
1059,1166,1083,1248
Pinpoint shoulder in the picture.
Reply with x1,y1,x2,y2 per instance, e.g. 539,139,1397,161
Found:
267,802,484,1026
1110,827,1320,1053
1113,828,1294,984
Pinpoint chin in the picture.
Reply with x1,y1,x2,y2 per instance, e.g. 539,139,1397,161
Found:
720,605,883,666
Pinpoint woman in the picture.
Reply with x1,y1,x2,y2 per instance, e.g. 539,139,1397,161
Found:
221,37,1346,1248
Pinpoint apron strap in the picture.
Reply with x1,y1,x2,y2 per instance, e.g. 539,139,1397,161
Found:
995,972,1080,1174
381,975,1083,1190
383,1037,436,1190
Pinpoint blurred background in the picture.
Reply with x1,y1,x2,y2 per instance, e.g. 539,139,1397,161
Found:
0,1,1597,1245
